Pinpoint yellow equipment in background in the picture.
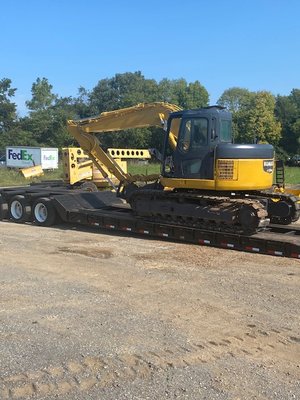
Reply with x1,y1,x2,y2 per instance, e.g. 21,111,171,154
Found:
284,187,300,197
62,147,151,189
20,165,44,179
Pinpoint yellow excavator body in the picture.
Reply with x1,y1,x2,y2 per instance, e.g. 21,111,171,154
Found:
161,158,274,191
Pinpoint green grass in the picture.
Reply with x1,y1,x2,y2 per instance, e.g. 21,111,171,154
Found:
127,162,161,176
0,163,299,187
0,166,63,187
284,167,300,185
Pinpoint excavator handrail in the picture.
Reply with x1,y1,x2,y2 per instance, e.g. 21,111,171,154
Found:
67,102,182,185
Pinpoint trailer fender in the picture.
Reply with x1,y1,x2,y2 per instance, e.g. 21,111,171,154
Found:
0,194,8,220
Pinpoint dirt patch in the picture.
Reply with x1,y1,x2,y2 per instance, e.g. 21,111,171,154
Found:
57,246,113,259
0,220,299,400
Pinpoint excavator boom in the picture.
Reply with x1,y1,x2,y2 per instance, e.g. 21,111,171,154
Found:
70,102,181,133
67,102,181,185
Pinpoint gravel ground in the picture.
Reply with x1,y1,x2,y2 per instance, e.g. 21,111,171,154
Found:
0,220,299,399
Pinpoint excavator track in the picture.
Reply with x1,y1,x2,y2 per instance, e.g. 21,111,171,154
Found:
128,190,269,235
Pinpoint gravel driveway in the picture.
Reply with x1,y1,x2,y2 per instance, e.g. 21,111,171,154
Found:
0,221,299,399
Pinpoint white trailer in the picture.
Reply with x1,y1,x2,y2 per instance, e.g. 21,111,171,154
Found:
5,147,59,169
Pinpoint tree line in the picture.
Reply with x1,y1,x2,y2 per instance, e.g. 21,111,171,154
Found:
0,71,299,159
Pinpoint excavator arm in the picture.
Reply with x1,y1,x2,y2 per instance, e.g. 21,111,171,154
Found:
67,102,182,186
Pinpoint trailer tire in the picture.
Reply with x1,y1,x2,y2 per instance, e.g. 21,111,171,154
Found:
79,182,98,192
9,195,31,223
0,194,8,220
32,197,57,226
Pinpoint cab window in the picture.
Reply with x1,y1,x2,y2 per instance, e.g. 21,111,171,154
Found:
178,120,191,152
191,118,208,148
178,118,208,152
220,119,232,142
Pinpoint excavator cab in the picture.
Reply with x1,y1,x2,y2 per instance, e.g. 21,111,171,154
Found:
161,106,275,192
162,106,232,180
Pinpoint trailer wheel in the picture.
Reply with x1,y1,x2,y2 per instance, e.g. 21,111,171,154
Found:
9,195,31,223
79,181,98,192
32,197,57,226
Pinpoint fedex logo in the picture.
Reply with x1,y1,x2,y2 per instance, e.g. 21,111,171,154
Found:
43,155,55,161
8,149,33,161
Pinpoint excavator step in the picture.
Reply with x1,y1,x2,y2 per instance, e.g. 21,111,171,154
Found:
275,160,285,187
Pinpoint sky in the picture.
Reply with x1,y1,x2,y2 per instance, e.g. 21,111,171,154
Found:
1,0,300,115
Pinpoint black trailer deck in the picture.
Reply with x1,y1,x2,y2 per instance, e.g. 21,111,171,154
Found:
1,183,300,259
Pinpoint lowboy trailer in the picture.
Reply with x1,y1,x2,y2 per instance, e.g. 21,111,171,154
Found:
0,182,300,259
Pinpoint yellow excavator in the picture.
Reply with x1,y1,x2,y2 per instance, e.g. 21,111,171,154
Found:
67,102,300,235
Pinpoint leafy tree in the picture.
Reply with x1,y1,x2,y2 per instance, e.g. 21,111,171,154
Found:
0,126,38,148
22,79,76,147
88,72,152,148
158,78,208,109
185,81,209,109
88,78,117,115
21,107,75,148
26,77,56,111
218,88,281,145
0,78,17,134
217,87,252,112
243,91,281,144
72,86,92,119
98,128,153,149
89,73,210,111
49,97,77,147
275,89,300,154
89,71,155,114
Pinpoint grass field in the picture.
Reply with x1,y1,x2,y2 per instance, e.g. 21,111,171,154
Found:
128,162,160,176
284,167,300,185
0,163,299,187
0,166,64,187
